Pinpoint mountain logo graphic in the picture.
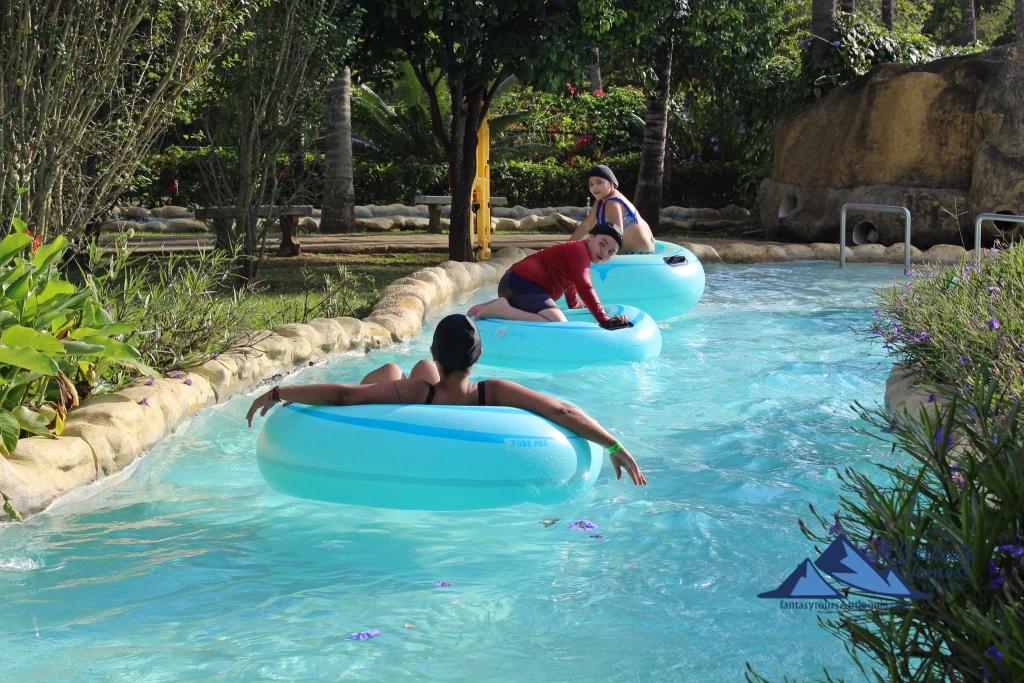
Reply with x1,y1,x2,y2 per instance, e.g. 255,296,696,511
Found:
758,533,932,600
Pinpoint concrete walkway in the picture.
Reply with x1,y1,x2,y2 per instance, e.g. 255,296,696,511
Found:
108,232,786,255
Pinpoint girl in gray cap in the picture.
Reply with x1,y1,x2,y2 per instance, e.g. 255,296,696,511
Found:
569,165,655,253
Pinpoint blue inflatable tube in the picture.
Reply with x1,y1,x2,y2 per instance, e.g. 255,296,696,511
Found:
584,241,705,321
473,303,661,372
256,403,604,510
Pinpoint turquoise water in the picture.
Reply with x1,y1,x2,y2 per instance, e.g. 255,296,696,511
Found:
0,262,904,681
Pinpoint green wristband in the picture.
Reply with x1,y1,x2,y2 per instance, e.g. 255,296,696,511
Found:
607,441,623,454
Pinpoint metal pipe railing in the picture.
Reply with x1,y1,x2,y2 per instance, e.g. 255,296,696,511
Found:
840,203,912,275
974,213,1024,265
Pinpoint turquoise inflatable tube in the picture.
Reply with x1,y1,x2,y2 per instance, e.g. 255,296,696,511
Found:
256,403,604,510
473,303,661,372
583,241,705,321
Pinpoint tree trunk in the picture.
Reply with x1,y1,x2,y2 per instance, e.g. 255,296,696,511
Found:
882,0,894,29
1016,0,1024,42
588,46,602,93
811,0,836,65
661,134,673,208
840,0,854,13
321,67,355,233
633,38,672,231
446,85,481,262
960,0,976,45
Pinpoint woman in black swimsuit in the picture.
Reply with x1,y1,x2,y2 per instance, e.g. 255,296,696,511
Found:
246,314,647,486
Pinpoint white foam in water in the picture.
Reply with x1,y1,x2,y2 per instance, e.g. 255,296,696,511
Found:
0,262,908,682
0,558,40,572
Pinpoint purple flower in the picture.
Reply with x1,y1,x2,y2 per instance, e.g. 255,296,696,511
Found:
872,310,881,318
928,394,936,403
434,581,451,588
210,352,218,360
990,318,1000,330
568,520,598,531
832,40,840,46
988,560,1004,590
712,144,719,152
138,397,149,406
345,629,380,640
997,538,1024,558
905,281,912,288
170,371,182,379
146,378,156,386
590,534,604,539
988,286,1001,293
959,355,970,365
104,305,114,313
829,514,843,535
986,644,1005,663
990,246,1000,253
739,123,746,132
952,471,966,489
935,427,953,448
184,378,192,386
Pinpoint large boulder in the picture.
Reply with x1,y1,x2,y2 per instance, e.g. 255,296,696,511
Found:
760,44,1024,248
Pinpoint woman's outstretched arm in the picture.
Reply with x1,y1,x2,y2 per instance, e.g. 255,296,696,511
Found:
568,202,600,241
486,379,647,485
246,380,426,426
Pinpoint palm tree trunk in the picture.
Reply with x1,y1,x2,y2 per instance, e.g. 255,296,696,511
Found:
633,38,672,231
960,0,976,45
1016,0,1024,42
882,0,894,29
589,46,602,93
811,0,836,65
840,0,854,13
322,67,355,233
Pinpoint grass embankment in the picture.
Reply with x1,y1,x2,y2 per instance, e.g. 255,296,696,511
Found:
249,252,445,324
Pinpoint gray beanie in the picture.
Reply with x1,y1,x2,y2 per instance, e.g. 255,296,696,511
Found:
587,165,618,188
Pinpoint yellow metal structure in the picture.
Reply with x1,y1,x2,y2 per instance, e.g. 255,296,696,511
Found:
471,113,492,260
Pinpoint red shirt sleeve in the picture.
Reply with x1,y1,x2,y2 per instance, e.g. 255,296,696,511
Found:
568,244,609,324
564,282,580,308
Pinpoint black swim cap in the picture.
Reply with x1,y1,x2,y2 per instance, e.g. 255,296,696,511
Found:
589,221,623,249
587,164,618,188
432,314,482,372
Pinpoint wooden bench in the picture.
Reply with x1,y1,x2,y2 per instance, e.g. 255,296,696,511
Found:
414,195,507,234
195,205,314,256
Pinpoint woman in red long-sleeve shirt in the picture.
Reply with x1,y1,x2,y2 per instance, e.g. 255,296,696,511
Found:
467,222,631,329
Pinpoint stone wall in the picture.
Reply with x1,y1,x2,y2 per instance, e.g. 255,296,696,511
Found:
0,248,533,522
760,44,1024,248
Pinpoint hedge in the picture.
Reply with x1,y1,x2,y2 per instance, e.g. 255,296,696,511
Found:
124,148,753,211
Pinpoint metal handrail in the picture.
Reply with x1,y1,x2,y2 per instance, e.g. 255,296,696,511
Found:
974,213,1024,265
839,203,912,275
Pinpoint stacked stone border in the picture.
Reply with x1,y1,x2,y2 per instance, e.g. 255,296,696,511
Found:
0,247,537,522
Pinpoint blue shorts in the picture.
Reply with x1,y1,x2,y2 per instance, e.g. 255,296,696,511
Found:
498,271,557,314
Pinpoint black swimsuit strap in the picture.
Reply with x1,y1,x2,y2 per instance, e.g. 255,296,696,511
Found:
478,380,486,406
424,384,436,405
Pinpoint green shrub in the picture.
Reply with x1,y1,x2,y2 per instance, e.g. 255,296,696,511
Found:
870,242,1023,397
786,370,1024,681
0,217,151,454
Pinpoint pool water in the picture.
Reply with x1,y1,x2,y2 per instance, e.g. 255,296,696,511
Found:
0,262,905,681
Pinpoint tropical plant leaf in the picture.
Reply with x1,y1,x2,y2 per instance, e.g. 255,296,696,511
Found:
0,233,32,267
0,409,20,455
5,269,32,301
60,340,107,355
77,335,142,360
12,405,53,438
35,279,77,306
31,235,67,271
1,325,66,356
0,346,60,375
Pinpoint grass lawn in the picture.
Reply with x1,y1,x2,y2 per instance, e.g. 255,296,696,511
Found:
247,252,446,325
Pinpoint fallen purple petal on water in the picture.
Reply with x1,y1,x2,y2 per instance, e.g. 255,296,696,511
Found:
625,561,639,568
434,581,451,588
345,629,380,640
568,520,597,531
138,397,149,406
